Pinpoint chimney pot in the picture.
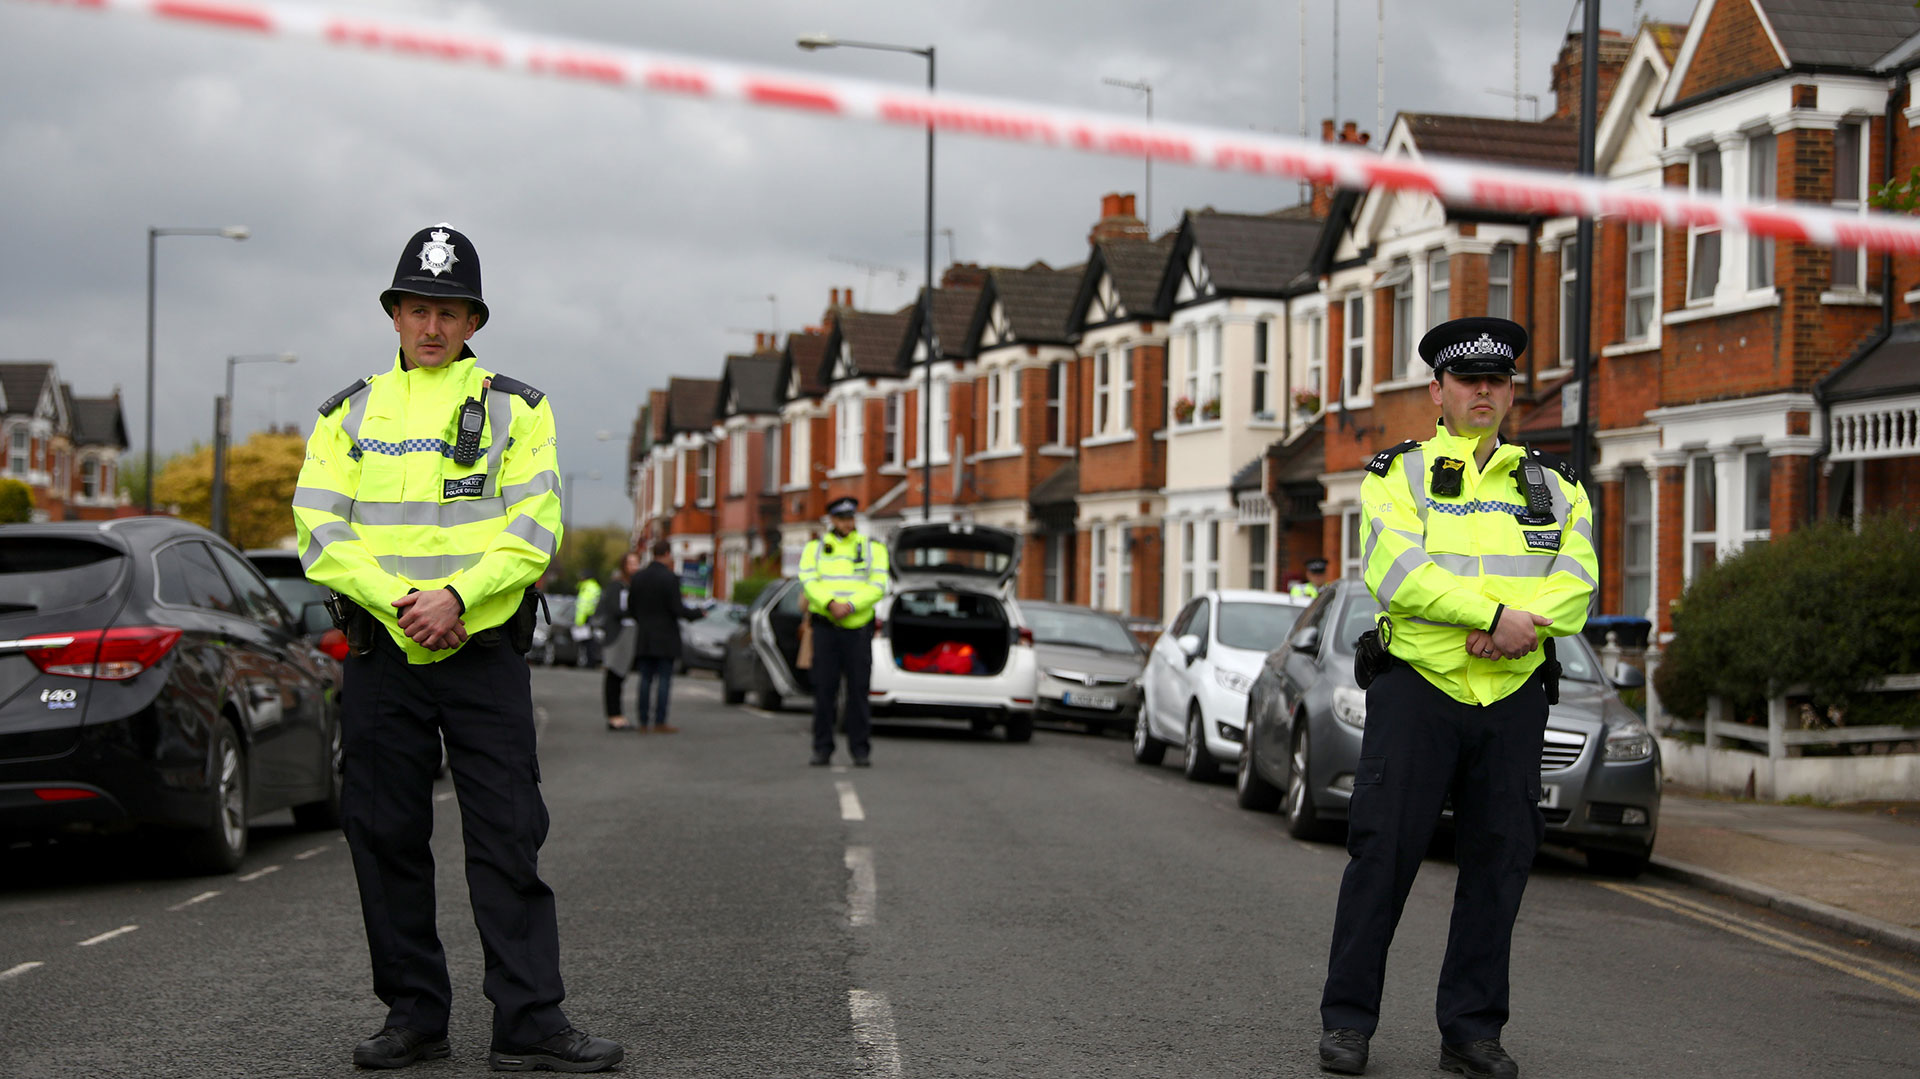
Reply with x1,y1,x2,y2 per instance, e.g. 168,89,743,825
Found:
1321,118,1336,142
845,288,854,309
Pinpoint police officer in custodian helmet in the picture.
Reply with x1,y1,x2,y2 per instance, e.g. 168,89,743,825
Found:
294,225,622,1072
1313,317,1596,1079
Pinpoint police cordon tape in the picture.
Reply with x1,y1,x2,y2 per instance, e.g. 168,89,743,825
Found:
21,0,1920,255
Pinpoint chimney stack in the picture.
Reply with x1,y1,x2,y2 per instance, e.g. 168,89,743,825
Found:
941,262,989,289
1089,191,1149,244
1550,28,1631,121
1310,119,1373,219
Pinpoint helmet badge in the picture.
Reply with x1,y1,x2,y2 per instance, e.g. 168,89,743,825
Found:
417,228,459,277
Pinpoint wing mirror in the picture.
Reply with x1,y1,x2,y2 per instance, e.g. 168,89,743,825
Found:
299,600,334,637
1176,633,1203,664
1289,625,1321,654
1610,662,1647,689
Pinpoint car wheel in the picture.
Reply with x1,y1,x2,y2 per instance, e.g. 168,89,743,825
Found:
754,687,783,711
1183,706,1221,782
1236,729,1284,812
722,670,746,705
1585,845,1652,878
291,716,344,831
182,722,249,874
1131,708,1166,765
1284,722,1328,841
1004,713,1034,743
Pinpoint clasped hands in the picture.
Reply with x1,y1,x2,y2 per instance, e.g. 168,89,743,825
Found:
394,588,467,651
827,599,855,621
1464,607,1553,662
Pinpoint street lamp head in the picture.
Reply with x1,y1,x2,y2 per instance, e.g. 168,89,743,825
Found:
277,352,298,364
796,32,837,50
220,226,250,240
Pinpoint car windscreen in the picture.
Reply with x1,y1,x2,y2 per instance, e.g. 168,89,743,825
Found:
1026,607,1137,653
1335,592,1385,654
1556,633,1602,682
1216,602,1305,652
896,546,1010,577
262,576,324,612
697,606,742,628
0,536,127,615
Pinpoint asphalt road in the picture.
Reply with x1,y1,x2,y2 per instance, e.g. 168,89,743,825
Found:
2,667,1917,1078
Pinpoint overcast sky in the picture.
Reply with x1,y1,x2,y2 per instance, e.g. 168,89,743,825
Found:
0,0,1698,531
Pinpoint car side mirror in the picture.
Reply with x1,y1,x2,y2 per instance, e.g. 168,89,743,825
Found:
1289,625,1321,654
299,600,333,637
1611,662,1646,689
1176,633,1203,663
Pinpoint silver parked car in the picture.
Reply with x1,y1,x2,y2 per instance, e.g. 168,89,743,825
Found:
1022,601,1148,734
1238,578,1661,877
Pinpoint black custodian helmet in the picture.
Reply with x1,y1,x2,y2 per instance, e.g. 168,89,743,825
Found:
380,223,489,330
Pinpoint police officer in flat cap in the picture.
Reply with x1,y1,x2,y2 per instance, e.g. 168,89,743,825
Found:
1290,557,1330,600
1313,317,1595,1079
797,496,890,766
294,224,622,1072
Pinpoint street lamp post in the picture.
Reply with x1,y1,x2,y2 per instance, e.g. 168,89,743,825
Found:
1102,77,1153,232
211,352,297,540
798,32,936,521
146,225,248,514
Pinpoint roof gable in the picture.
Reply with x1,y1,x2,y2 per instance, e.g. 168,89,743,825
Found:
718,352,784,417
1596,25,1681,174
1765,0,1920,69
1165,210,1325,309
665,376,721,433
0,363,56,423
783,330,830,401
1664,0,1789,109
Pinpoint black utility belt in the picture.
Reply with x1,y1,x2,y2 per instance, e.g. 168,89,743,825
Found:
810,612,869,630
328,587,542,656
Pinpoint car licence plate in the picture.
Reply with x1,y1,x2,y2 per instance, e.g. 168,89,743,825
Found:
1062,690,1119,710
1538,784,1560,809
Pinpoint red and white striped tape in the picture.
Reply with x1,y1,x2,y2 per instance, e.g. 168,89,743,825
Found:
20,0,1920,255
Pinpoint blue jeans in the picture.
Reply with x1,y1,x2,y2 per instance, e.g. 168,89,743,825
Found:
634,656,675,728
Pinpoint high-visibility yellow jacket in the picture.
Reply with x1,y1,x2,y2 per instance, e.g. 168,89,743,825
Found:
293,350,563,664
1361,423,1597,706
575,578,601,625
797,530,890,628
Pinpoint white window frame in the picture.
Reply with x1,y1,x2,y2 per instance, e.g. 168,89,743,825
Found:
1621,465,1653,620
1091,522,1108,609
1046,360,1068,446
931,377,950,463
1742,449,1772,543
1748,132,1776,291
763,426,780,494
674,449,686,509
1344,295,1369,401
787,418,810,488
1341,508,1362,581
6,425,25,478
1427,249,1450,331
1832,119,1868,291
1008,368,1023,449
1180,519,1197,604
1182,326,1200,421
1120,347,1136,433
1559,236,1580,367
1093,349,1111,436
696,443,714,506
1487,244,1513,319
1247,522,1269,592
1252,319,1272,420
883,393,902,468
988,371,1002,447
836,397,863,472
1625,221,1658,342
1304,309,1325,400
81,455,99,499
1116,528,1133,615
1685,453,1718,581
728,430,746,496
1391,261,1414,380
1688,146,1724,303
1205,519,1220,592
1043,534,1067,602
1205,323,1223,407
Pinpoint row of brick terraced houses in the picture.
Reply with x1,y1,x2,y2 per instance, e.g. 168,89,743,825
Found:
626,3,1920,639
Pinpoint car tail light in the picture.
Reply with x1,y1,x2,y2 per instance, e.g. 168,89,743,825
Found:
1017,626,1034,646
21,626,182,680
34,787,100,802
318,628,350,662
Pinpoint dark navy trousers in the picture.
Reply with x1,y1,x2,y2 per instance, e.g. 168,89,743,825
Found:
1319,661,1548,1043
810,617,873,760
340,633,568,1046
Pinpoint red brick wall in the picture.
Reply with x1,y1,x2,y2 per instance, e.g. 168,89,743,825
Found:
1655,463,1685,634
1863,457,1920,516
1675,0,1786,103
1127,523,1166,623
1770,452,1810,534
1075,337,1167,495
1598,478,1624,614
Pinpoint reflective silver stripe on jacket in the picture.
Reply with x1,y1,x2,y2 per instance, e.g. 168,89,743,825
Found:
340,387,370,445
374,552,484,578
1362,515,1422,574
483,390,515,498
348,498,505,529
505,513,558,556
300,520,358,571
1403,448,1428,527
502,470,560,506
292,486,354,520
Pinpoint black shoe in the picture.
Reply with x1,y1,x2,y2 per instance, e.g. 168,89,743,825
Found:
1440,1039,1518,1079
489,1027,624,1073
853,756,871,768
809,753,831,766
353,1026,450,1069
1318,1028,1369,1075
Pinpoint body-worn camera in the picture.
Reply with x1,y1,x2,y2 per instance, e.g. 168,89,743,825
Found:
1353,622,1396,689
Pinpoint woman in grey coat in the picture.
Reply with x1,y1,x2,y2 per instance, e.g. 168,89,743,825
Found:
599,549,644,730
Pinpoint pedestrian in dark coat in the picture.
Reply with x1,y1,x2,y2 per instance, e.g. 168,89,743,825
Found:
626,539,699,732
599,549,643,730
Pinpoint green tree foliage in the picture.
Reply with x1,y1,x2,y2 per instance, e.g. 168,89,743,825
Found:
116,450,150,509
1654,516,1920,722
0,477,31,523
151,432,306,549
1871,166,1920,214
730,576,776,606
551,525,632,590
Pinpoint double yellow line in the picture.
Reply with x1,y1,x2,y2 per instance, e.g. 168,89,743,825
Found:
1596,881,1920,1004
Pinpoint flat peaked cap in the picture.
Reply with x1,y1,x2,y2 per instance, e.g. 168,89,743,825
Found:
827,496,859,516
1418,316,1526,377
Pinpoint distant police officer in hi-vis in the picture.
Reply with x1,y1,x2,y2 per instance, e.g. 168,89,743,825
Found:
1290,557,1330,600
1314,317,1596,1079
798,496,890,767
294,225,622,1073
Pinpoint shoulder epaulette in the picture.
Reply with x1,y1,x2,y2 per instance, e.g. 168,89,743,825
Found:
1364,440,1421,478
317,376,372,417
485,374,545,408
1527,447,1581,486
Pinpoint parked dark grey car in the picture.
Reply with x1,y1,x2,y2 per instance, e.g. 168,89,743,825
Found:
1023,601,1147,734
680,602,744,674
1238,578,1661,876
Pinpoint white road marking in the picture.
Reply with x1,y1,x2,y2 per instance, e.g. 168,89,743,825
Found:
167,891,221,911
845,846,877,928
848,989,904,1077
237,865,281,882
77,926,137,947
0,962,45,981
836,781,865,822
741,707,777,719
435,791,456,803
534,705,550,738
294,846,328,860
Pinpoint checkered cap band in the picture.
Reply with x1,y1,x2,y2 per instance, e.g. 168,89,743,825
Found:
1434,333,1516,365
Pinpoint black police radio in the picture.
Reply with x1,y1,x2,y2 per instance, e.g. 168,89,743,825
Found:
1514,460,1553,519
453,397,485,466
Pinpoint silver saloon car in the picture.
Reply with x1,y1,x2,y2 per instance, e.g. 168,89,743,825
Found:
1239,578,1661,877
1023,601,1148,734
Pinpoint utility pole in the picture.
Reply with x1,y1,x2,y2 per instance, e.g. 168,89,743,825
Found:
1571,0,1599,483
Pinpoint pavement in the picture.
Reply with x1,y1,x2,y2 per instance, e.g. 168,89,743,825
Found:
1638,783,1920,956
